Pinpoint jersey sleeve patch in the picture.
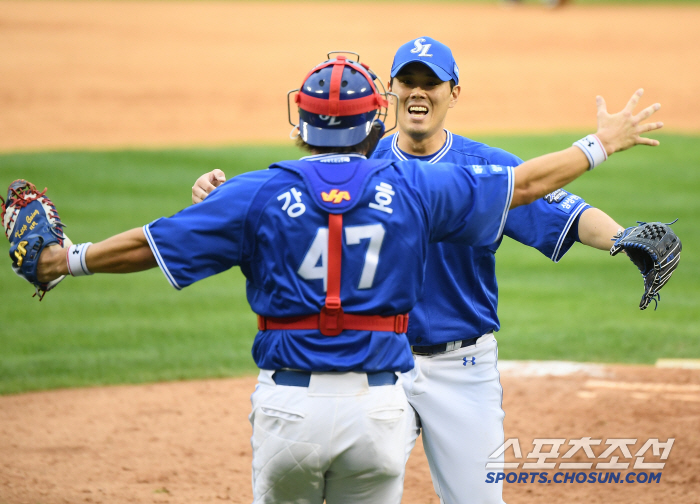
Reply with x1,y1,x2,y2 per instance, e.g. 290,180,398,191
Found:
544,189,582,215
469,164,509,177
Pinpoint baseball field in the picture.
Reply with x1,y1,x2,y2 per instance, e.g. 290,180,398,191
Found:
1,1,699,503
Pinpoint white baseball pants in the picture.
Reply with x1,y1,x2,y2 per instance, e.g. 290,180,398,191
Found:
403,333,506,504
250,370,419,504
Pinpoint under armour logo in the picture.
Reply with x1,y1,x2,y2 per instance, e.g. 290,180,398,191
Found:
463,357,476,366
410,38,433,57
586,140,594,147
72,248,80,254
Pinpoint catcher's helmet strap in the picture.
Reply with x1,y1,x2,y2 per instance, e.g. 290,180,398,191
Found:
296,93,387,117
295,55,388,117
328,57,344,115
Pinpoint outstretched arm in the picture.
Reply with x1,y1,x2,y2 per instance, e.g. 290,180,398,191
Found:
37,227,156,283
578,208,623,250
510,89,662,209
40,166,230,281
192,169,226,204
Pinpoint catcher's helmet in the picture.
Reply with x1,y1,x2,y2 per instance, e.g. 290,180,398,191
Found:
288,53,395,147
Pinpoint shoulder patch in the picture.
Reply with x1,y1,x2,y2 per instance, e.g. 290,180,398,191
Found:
470,165,508,176
544,189,569,204
544,189,583,214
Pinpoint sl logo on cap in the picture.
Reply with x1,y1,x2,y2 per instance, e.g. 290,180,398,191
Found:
321,189,351,204
410,38,433,57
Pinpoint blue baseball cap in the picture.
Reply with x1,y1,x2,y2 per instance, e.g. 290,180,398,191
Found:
390,37,459,85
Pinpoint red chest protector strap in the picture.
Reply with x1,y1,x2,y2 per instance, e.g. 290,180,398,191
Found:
319,213,344,335
257,213,408,336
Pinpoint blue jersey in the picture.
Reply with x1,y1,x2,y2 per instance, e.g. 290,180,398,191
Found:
145,154,514,373
372,131,591,345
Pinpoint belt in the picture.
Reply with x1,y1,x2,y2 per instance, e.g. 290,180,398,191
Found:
257,313,409,335
272,370,398,387
411,335,486,356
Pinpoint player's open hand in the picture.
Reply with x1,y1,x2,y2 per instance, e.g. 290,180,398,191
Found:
595,89,663,155
192,169,227,204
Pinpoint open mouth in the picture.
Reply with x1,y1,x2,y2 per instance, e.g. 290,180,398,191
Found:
408,105,429,116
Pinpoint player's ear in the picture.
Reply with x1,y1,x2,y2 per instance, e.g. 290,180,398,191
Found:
449,84,461,109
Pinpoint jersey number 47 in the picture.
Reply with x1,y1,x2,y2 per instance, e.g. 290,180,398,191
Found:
297,223,385,291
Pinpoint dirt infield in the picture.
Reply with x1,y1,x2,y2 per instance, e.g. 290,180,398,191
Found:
2,2,700,503
1,1,700,152
1,365,698,503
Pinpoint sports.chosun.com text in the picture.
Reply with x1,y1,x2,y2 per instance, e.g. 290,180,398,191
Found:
486,471,662,484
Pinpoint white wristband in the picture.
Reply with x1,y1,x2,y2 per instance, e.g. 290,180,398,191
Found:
66,243,93,277
573,134,608,170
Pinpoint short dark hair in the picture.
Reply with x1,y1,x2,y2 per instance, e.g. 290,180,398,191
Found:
295,121,384,156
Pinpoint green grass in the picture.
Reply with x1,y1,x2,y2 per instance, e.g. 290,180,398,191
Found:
0,145,299,395
1,134,698,394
